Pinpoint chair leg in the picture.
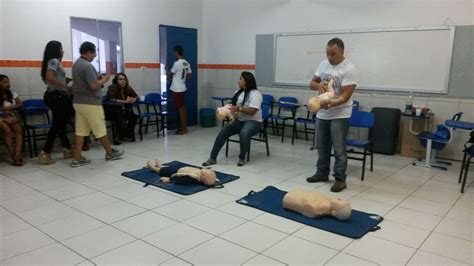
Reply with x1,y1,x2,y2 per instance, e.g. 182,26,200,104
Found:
247,141,251,162
361,147,368,181
264,131,270,156
33,129,38,157
370,144,374,172
304,123,309,141
461,156,471,193
291,122,298,145
161,115,166,136
281,121,285,143
139,118,143,141
26,129,33,158
459,151,467,183
155,116,160,138
145,117,149,134
225,138,229,157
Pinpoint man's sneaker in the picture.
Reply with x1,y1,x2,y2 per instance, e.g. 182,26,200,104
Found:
306,175,329,183
330,180,347,193
202,158,216,167
71,156,91,167
106,149,124,161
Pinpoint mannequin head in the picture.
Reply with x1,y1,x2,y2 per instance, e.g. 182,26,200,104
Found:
330,198,352,220
307,97,321,113
200,169,217,186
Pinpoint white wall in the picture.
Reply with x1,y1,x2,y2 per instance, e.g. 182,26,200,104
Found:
202,0,473,64
0,0,203,99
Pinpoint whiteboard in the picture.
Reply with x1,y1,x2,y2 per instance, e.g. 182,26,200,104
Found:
273,27,455,93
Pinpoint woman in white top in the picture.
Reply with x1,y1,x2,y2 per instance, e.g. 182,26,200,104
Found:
0,75,24,166
203,72,263,167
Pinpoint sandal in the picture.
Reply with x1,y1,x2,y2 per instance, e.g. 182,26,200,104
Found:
9,158,25,166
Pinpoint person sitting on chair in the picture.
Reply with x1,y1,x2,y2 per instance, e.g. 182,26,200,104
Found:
202,72,263,167
105,73,138,144
0,74,24,166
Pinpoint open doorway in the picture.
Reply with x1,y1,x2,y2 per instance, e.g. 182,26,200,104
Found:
159,25,198,130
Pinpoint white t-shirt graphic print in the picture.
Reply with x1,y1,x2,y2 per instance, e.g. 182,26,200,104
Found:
315,59,358,120
170,59,192,92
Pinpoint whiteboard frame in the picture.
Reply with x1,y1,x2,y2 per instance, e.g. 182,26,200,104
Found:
272,26,455,94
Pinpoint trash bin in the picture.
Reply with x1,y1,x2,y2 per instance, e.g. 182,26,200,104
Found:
200,108,216,127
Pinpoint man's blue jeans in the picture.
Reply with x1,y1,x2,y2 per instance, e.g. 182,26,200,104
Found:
315,118,349,181
210,120,261,160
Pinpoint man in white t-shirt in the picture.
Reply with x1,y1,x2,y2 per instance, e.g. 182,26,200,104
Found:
306,38,358,193
169,45,192,135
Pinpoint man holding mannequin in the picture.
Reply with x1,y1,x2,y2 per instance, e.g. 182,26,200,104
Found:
307,38,358,192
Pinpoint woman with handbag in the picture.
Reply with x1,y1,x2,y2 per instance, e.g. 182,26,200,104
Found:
37,41,75,164
0,74,24,166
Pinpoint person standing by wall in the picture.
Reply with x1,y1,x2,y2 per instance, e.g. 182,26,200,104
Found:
169,45,192,135
71,41,123,167
307,38,358,193
37,41,75,165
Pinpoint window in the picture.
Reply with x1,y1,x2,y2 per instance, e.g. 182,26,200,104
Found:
70,17,123,75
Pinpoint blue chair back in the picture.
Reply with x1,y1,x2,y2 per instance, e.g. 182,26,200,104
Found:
22,99,47,109
145,93,162,104
21,99,49,115
279,96,298,108
261,102,270,120
352,100,360,111
433,124,450,141
349,111,375,128
262,94,274,105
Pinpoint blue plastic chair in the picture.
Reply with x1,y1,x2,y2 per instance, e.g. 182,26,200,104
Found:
136,93,165,139
20,99,51,157
416,112,462,170
269,96,299,143
292,105,316,145
346,110,375,181
459,132,474,193
225,101,271,162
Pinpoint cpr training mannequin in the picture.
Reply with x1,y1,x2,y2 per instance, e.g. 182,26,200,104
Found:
282,189,352,220
216,104,235,122
146,160,217,186
307,79,336,113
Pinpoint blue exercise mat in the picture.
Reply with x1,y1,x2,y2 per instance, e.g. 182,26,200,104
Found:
121,161,240,195
236,186,383,239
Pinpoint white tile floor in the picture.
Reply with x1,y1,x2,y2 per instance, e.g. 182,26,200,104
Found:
0,126,473,265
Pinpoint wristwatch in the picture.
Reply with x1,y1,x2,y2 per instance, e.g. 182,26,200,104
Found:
327,103,331,109
238,106,243,112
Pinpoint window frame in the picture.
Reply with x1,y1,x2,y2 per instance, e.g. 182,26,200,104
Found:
69,16,124,75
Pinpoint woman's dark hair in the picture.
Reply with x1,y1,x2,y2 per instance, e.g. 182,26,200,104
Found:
0,74,13,107
112,73,129,89
41,40,63,82
231,71,258,106
79,41,96,55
